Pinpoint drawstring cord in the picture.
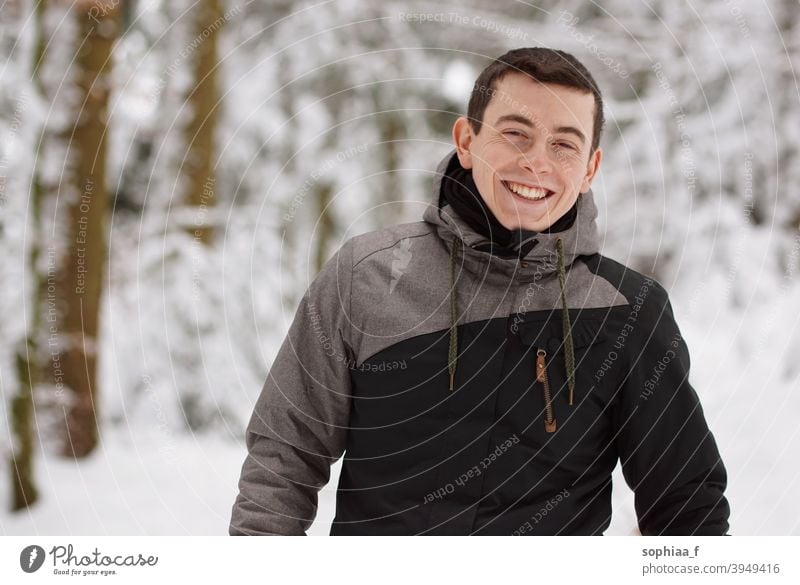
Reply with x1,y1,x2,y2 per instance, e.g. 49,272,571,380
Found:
447,236,576,406
556,237,576,405
448,239,460,391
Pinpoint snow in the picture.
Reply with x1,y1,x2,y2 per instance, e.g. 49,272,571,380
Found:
0,429,243,535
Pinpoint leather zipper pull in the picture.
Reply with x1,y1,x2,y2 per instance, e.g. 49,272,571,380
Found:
536,350,546,383
536,349,557,433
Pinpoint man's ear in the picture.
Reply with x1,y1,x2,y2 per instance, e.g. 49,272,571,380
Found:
452,116,474,169
580,147,602,193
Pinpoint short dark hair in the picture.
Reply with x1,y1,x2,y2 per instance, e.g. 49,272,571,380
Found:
467,48,605,153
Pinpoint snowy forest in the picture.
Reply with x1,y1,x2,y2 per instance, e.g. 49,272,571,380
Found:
1,0,799,535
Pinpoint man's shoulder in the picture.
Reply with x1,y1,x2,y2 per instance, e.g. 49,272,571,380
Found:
580,252,670,307
345,221,437,268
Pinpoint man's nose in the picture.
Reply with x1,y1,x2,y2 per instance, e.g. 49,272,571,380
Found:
518,141,554,176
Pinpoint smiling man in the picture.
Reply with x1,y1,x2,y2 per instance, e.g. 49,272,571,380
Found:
230,48,730,536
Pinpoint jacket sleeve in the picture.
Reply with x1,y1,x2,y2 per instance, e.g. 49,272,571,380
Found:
229,239,355,535
613,280,730,535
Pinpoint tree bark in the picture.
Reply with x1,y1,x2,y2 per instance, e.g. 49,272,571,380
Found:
8,0,51,511
56,2,120,458
183,0,222,245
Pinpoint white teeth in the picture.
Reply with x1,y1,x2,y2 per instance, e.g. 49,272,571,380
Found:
506,181,550,200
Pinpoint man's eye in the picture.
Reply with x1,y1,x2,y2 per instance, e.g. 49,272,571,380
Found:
503,130,526,138
555,141,577,151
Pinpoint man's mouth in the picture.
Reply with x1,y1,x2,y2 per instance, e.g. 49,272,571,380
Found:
502,180,556,202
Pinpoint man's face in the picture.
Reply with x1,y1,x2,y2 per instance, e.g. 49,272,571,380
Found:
453,73,602,232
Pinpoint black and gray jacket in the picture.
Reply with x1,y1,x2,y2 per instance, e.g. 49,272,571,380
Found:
230,149,730,536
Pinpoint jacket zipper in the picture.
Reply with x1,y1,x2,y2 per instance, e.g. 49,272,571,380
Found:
536,349,557,433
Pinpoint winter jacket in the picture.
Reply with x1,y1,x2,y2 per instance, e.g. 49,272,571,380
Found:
229,148,730,536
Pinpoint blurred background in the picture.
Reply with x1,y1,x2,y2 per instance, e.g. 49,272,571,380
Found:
0,0,798,535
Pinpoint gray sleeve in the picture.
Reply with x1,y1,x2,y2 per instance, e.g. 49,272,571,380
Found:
229,240,354,535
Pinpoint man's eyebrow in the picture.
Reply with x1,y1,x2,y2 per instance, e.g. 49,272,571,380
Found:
495,114,535,128
553,126,586,145
495,115,587,146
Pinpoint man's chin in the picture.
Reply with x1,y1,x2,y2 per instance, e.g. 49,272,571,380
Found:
498,199,571,232
498,212,564,233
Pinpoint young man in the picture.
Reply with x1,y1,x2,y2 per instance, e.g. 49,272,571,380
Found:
230,48,730,535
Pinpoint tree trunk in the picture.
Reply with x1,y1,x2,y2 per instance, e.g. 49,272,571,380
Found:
56,2,120,458
8,0,51,511
11,348,39,510
183,0,222,245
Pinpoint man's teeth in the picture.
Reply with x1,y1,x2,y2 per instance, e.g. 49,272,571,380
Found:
506,181,551,200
